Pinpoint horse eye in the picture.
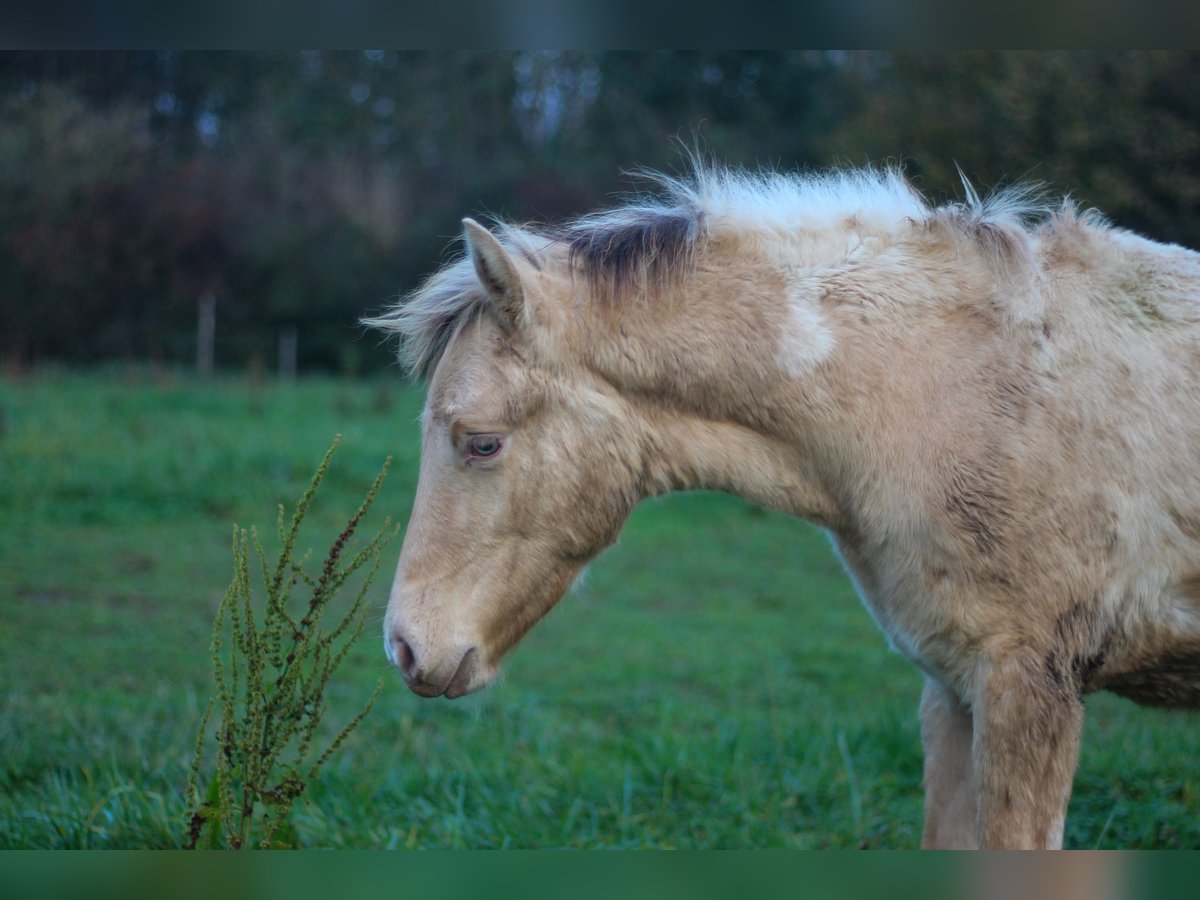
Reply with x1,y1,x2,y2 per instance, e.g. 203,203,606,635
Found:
466,435,502,458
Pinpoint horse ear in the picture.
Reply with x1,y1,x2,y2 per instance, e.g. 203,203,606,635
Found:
462,218,524,332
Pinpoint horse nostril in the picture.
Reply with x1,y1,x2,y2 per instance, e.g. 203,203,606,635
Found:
392,635,417,679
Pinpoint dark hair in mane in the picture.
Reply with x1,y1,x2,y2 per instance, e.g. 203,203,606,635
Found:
559,208,703,297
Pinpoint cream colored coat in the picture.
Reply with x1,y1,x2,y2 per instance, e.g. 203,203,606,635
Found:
368,166,1200,849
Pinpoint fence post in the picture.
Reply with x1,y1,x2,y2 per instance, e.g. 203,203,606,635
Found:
279,325,298,382
197,293,216,378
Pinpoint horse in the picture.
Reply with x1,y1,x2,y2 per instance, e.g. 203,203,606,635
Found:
365,163,1200,849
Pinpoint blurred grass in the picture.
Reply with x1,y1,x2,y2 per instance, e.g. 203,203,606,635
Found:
1,369,1198,848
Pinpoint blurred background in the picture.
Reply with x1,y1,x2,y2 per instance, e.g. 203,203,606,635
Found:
2,50,1198,377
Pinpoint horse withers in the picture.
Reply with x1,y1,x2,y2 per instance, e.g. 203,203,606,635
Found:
366,165,1200,848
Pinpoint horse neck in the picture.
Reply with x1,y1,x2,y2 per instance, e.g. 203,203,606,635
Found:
631,403,845,526
577,236,1004,532
573,264,848,526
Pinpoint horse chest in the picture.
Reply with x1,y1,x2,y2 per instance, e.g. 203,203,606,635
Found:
830,533,973,679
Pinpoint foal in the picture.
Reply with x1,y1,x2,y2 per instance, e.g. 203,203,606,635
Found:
368,166,1200,848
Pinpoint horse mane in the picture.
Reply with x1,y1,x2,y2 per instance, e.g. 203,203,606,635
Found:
365,163,1064,378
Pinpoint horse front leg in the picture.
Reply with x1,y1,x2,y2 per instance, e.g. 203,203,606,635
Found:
973,650,1084,849
920,677,978,848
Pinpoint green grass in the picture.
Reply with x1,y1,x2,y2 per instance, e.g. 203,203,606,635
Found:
1,369,1198,848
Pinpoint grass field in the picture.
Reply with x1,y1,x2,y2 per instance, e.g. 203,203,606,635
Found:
2,370,1199,848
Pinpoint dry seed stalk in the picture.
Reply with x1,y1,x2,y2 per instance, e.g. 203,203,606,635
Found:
184,436,396,849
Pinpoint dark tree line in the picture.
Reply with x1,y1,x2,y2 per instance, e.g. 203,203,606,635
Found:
1,51,1197,374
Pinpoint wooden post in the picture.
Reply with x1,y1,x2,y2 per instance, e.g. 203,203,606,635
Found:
279,325,298,382
197,293,216,378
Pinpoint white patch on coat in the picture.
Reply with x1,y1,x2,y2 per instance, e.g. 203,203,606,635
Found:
776,282,835,377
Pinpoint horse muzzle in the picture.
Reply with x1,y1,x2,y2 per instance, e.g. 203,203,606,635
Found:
385,628,482,699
